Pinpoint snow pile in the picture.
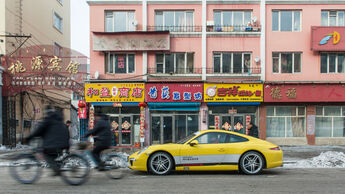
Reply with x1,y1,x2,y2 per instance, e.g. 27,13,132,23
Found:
285,151,345,168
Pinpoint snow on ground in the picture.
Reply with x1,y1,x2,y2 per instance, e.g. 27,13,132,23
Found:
284,151,345,168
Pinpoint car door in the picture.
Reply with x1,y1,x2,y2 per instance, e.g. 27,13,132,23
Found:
177,132,229,171
222,133,250,170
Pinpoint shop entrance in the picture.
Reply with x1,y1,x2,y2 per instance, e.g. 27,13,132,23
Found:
108,114,140,146
151,113,199,145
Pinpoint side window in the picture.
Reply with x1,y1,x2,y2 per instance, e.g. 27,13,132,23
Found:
195,132,228,144
229,134,249,143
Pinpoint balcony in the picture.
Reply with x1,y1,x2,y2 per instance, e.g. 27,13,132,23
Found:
148,67,202,75
206,67,261,79
207,25,261,32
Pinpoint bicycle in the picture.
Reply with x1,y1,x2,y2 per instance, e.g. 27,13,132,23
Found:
9,140,127,185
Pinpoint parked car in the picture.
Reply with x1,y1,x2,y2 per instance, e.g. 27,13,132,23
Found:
128,130,283,175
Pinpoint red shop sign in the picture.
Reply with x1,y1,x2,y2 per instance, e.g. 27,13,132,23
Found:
311,26,345,51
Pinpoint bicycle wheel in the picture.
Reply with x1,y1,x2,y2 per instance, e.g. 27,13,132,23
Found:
60,154,90,185
9,154,42,184
104,154,127,179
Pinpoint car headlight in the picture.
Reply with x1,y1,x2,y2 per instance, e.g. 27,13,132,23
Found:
138,146,148,155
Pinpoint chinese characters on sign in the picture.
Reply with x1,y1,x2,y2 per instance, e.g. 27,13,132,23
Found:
204,84,263,102
7,55,81,74
85,83,145,102
214,116,220,130
89,106,95,129
145,83,203,102
269,86,297,100
139,106,145,142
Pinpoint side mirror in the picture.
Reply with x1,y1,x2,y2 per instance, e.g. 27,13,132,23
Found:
189,140,199,146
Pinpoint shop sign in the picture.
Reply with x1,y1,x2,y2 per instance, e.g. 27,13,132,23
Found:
204,83,263,102
307,115,315,135
228,109,237,114
113,103,122,107
311,26,345,51
146,83,203,102
89,106,95,129
85,83,145,102
264,84,345,102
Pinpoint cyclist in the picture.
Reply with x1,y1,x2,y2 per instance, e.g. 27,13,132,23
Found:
84,112,112,171
24,105,70,176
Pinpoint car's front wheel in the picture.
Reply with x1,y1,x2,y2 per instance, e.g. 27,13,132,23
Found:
148,152,173,175
239,151,264,175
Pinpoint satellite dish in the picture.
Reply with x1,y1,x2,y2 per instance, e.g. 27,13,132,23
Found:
94,71,99,79
254,56,260,63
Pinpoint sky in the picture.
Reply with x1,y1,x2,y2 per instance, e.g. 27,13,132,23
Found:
70,0,90,58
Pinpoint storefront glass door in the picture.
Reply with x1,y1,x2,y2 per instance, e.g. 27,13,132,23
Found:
109,114,139,146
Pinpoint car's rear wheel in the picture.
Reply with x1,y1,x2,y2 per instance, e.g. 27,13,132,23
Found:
148,152,173,175
239,151,264,175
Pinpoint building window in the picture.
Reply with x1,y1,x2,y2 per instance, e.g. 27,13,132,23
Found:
155,53,194,74
213,52,251,74
316,106,345,137
321,10,345,26
321,53,345,73
214,10,252,31
272,52,301,73
155,11,194,31
54,42,62,56
266,106,306,137
272,10,301,31
53,12,63,32
105,11,135,32
57,0,63,5
105,53,135,74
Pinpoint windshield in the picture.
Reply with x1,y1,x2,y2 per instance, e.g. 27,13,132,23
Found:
177,132,200,144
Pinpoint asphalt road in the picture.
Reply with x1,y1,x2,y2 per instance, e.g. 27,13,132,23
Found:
1,167,345,194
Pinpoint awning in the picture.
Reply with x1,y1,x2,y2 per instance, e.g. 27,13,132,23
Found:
207,102,260,106
148,102,200,111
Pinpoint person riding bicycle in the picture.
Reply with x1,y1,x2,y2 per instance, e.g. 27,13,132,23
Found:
84,112,112,171
24,105,70,176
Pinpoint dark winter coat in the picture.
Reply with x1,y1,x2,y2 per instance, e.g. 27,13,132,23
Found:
85,115,112,147
248,125,259,138
26,111,70,149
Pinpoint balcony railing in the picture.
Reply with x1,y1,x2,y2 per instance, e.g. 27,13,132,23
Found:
206,67,261,74
147,67,261,75
147,26,202,32
148,68,202,74
207,25,261,32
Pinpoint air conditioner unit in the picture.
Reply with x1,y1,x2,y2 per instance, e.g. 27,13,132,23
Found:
207,21,214,26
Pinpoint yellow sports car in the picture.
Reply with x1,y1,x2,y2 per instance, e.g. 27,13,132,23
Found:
128,130,283,175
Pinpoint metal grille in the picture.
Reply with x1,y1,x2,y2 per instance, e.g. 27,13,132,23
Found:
79,118,88,142
2,96,16,147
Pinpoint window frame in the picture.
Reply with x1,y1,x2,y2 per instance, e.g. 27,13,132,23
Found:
266,106,306,138
213,52,252,74
53,42,62,57
155,53,194,74
321,10,345,26
315,106,345,137
53,11,63,33
104,11,135,32
320,53,345,73
57,0,63,6
272,10,302,32
213,10,252,28
105,53,135,74
272,52,302,74
154,10,194,31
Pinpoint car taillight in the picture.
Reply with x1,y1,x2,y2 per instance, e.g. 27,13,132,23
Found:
270,147,280,150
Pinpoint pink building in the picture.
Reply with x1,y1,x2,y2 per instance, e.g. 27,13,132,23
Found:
86,0,345,146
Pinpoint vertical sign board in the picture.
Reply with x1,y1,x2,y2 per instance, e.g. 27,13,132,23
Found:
214,116,220,129
139,106,145,142
307,115,315,135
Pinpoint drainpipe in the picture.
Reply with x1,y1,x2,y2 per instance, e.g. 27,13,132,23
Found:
260,0,266,81
0,66,4,144
142,0,147,81
202,0,206,81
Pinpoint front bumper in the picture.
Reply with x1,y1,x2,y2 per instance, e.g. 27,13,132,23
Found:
128,151,149,172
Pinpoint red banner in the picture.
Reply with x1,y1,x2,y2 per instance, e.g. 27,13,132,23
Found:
311,26,345,51
78,107,87,119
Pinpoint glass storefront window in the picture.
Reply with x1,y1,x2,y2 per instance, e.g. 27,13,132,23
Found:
316,106,345,137
266,106,306,137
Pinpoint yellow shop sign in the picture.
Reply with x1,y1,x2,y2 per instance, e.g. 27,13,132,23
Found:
85,83,145,102
204,83,263,102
